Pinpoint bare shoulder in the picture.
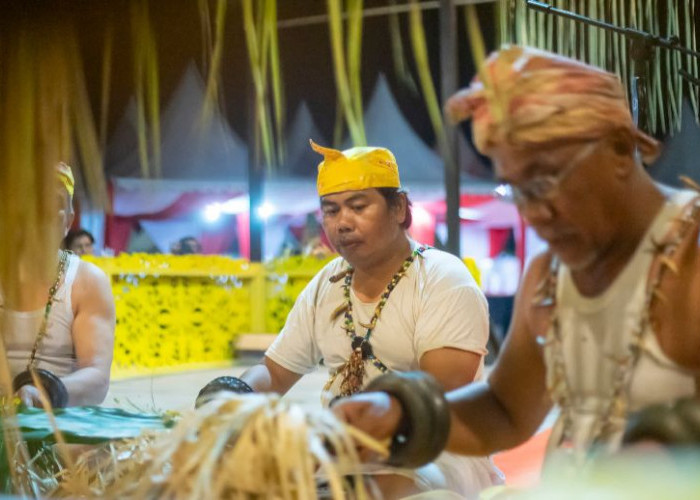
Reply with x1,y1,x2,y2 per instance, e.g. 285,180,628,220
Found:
654,218,700,370
72,260,114,308
75,259,111,287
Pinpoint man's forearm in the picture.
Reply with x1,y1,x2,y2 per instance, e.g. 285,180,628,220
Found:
239,357,303,395
239,364,275,393
60,367,110,406
197,359,300,402
445,381,535,456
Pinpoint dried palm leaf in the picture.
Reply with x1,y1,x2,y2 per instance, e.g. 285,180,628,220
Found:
347,0,365,131
388,2,418,95
500,0,699,134
0,12,107,494
242,0,284,170
55,394,386,499
465,5,487,70
99,25,114,156
198,0,214,76
131,0,161,178
266,0,286,163
408,0,449,162
200,0,228,127
327,0,366,146
242,0,273,167
67,35,110,210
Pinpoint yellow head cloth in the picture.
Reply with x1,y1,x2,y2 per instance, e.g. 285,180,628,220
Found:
56,162,75,198
445,45,659,162
311,140,401,197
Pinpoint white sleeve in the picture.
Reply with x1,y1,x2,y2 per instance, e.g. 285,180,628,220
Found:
413,284,489,360
265,275,323,375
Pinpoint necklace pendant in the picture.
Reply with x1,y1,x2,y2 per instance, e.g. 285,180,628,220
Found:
351,336,373,360
351,336,363,350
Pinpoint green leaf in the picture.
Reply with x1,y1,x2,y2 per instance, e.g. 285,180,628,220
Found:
2,406,171,445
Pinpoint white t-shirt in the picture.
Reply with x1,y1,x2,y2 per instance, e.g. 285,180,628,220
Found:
266,242,502,497
267,244,489,379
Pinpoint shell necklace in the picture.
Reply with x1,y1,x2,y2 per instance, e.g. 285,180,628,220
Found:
333,245,426,397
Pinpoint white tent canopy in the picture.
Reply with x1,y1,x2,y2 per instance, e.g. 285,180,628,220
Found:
107,63,248,180
344,73,444,183
284,101,327,176
339,73,494,193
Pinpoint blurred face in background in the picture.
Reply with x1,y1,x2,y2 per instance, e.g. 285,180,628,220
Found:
69,234,94,256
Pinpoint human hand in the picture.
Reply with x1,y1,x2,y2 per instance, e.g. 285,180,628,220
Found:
332,392,403,461
16,385,43,408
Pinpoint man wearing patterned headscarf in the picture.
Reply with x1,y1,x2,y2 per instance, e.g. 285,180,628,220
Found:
337,46,700,474
2,163,115,409
198,141,502,497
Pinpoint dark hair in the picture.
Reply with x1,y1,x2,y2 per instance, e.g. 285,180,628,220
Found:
173,236,202,255
377,187,412,229
63,228,95,249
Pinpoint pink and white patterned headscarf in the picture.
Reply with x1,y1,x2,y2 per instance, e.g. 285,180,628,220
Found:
445,45,659,162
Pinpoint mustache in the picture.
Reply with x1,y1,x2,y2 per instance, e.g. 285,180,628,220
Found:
534,228,577,241
337,235,362,246
337,236,362,245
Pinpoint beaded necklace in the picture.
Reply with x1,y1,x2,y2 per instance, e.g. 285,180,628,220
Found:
26,249,70,370
333,245,426,397
538,193,700,459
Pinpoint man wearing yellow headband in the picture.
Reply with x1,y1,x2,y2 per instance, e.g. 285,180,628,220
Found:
2,163,115,408
338,46,700,472
199,141,502,497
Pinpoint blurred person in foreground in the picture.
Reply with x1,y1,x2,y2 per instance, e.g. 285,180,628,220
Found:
197,141,502,498
334,45,700,473
1,163,115,408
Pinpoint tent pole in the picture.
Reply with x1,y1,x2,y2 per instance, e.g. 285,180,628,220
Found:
248,74,264,262
440,0,461,257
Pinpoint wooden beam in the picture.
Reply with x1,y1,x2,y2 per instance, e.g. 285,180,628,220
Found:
277,0,495,29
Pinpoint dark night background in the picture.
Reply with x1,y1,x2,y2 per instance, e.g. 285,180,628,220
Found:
2,0,494,163
3,0,699,185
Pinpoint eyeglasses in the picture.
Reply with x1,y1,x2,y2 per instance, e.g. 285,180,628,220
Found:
494,142,599,206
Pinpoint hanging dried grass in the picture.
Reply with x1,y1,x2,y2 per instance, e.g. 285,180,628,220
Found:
267,0,286,163
242,0,284,169
498,0,700,133
198,0,215,76
68,36,110,210
327,0,367,147
131,0,161,179
200,0,228,127
347,0,365,133
465,5,487,70
408,0,449,162
388,1,418,95
99,25,114,156
54,394,386,499
0,10,107,493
